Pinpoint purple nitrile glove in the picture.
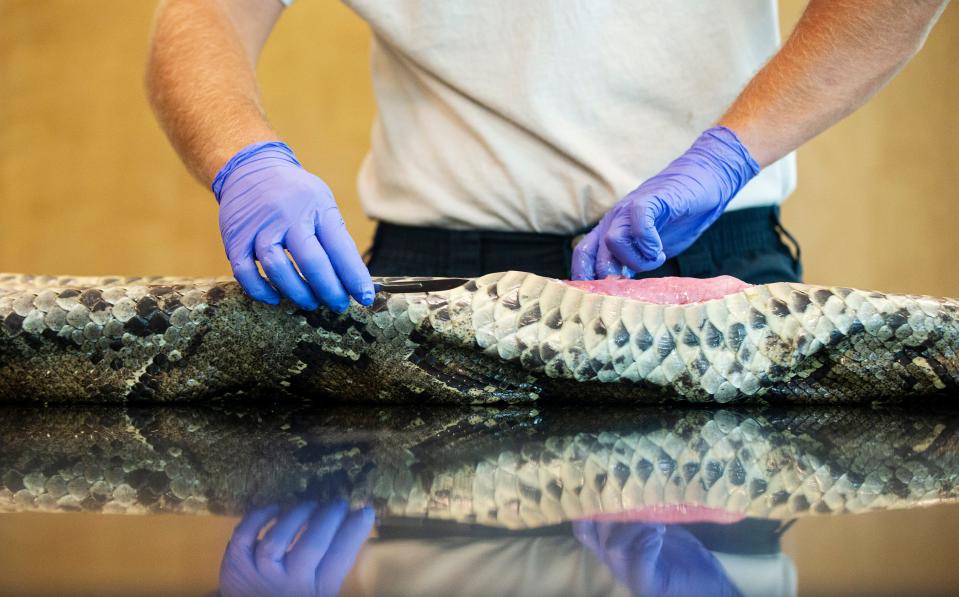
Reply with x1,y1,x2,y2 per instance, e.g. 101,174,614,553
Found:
571,127,759,280
219,500,375,597
213,141,374,312
573,520,741,597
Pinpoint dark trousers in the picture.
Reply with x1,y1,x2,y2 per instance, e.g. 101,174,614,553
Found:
366,205,802,284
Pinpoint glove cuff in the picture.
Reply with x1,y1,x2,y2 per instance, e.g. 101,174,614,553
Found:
211,141,302,203
695,126,761,200
706,126,760,171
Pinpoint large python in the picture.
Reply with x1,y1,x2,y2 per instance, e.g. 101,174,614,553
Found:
1,404,958,528
2,270,959,403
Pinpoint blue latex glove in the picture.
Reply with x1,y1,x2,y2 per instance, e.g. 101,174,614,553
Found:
213,141,375,312
571,127,759,280
574,521,741,597
219,500,374,597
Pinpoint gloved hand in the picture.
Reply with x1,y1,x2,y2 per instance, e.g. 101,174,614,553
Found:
213,141,375,312
571,127,759,280
573,520,741,597
219,500,374,597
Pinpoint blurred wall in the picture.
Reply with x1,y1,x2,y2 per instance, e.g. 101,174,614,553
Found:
1,1,958,294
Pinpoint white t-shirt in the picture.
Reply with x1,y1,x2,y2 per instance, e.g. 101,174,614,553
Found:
343,535,798,597
335,0,796,234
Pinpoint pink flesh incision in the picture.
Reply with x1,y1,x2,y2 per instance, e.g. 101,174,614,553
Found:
565,275,752,304
578,504,746,525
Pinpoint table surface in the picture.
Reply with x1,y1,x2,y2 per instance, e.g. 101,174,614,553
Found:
1,401,957,596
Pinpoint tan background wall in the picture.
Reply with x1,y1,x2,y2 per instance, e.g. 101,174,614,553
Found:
1,1,959,595
1,1,958,294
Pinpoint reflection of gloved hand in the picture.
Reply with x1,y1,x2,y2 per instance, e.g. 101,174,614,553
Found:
213,141,375,312
220,500,374,597
571,127,759,280
573,520,741,597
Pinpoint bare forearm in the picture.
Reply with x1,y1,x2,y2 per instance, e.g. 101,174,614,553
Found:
146,0,282,185
720,0,948,167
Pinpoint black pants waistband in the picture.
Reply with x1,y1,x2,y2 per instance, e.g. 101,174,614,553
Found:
366,205,801,283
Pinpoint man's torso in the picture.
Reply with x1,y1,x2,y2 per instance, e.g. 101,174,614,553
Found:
344,0,797,234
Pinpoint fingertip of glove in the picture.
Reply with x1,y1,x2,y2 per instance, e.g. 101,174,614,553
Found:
359,289,375,306
257,293,281,306
359,505,375,523
571,257,596,281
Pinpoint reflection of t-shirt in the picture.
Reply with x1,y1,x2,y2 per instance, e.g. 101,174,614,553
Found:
333,0,796,234
343,536,797,597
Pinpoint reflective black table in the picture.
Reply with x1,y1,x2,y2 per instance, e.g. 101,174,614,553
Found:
2,402,958,595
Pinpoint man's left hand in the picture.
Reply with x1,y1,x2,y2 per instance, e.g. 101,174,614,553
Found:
571,127,759,280
574,520,741,597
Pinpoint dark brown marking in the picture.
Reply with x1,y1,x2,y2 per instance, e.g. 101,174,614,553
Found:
500,289,521,310
539,343,559,362
812,289,833,307
147,311,171,334
656,333,675,359
635,327,654,351
206,286,227,303
518,304,541,327
592,319,607,336
79,289,102,308
693,353,710,375
634,459,653,482
727,323,747,351
769,298,790,318
612,322,629,347
703,321,723,348
124,316,151,337
750,479,767,498
136,297,159,319
544,309,563,330
2,313,24,336
790,291,811,313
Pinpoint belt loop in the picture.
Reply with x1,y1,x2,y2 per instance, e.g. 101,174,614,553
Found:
771,206,802,264
448,229,482,277
562,234,575,279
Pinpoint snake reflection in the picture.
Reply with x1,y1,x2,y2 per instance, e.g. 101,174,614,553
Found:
1,404,957,528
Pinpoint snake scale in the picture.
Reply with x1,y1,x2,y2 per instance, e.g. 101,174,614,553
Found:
1,405,957,528
2,270,959,403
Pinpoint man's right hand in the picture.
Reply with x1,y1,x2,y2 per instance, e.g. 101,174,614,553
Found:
213,141,374,312
573,520,741,597
220,501,374,597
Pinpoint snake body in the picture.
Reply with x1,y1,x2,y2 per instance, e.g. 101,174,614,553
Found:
1,405,957,528
2,270,959,403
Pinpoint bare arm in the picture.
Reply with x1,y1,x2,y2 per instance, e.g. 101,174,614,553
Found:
146,0,284,185
720,0,949,167
146,0,374,312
